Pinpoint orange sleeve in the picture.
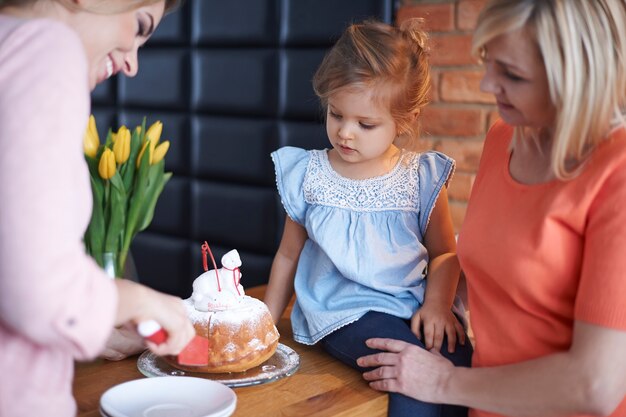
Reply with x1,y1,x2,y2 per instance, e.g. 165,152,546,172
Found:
575,155,626,330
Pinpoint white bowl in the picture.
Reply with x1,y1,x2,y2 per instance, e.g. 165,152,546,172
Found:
100,376,236,417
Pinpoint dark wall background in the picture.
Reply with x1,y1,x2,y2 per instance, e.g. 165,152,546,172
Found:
92,0,394,298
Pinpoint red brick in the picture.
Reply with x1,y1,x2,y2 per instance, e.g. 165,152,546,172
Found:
430,34,478,66
411,136,435,153
457,0,489,31
396,133,434,152
440,70,495,104
487,109,500,130
434,137,485,172
429,69,440,103
448,171,475,201
397,4,455,32
421,105,484,137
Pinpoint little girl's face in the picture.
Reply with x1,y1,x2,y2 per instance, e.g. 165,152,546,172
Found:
326,87,398,167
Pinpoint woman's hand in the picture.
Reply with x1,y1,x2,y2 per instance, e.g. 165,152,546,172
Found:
411,303,465,353
357,338,455,403
100,323,146,360
114,279,195,357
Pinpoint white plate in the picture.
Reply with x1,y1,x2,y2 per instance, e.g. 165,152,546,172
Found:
100,376,236,417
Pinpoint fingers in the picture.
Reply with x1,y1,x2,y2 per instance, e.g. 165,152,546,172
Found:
368,379,400,393
357,338,412,368
411,314,423,341
431,323,444,352
443,318,467,353
357,350,399,368
361,366,402,393
364,337,411,353
100,348,128,361
362,364,397,382
444,324,456,353
141,295,195,356
101,325,146,361
420,312,469,353
147,320,194,357
455,320,466,347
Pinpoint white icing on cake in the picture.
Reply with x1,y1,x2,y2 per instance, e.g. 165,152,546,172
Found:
184,296,269,327
191,249,245,311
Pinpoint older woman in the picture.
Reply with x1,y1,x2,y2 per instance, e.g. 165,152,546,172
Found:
358,1,626,416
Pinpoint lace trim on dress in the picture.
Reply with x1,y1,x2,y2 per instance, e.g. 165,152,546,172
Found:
303,150,421,212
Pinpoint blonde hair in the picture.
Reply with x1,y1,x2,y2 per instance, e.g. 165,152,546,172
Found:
312,19,431,147
473,0,626,180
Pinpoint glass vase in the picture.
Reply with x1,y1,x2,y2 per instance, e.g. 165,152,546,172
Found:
100,251,138,281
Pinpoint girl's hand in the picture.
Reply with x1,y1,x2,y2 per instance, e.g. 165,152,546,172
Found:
357,338,455,403
411,302,465,353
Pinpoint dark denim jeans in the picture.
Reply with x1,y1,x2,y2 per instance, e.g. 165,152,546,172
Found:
320,311,473,417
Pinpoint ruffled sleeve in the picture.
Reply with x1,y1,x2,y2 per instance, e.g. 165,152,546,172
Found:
271,146,311,225
417,151,456,236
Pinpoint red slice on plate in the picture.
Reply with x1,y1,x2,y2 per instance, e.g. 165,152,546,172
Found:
138,320,209,366
178,335,210,366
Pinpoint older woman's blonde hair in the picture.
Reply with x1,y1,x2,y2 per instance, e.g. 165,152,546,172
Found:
472,0,626,179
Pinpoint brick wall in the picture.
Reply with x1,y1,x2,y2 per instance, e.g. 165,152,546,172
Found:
397,0,496,231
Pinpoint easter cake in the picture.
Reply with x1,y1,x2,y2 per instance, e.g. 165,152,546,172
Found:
165,244,279,373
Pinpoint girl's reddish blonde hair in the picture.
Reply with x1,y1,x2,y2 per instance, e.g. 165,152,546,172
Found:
312,18,431,145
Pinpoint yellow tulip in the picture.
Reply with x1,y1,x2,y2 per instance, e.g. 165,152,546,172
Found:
145,121,162,146
137,140,150,168
146,121,162,161
113,126,131,164
152,141,170,164
98,148,116,180
83,115,99,158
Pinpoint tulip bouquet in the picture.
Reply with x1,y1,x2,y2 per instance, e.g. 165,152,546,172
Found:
82,115,171,278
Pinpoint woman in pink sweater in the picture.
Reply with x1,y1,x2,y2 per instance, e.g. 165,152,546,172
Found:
0,1,194,416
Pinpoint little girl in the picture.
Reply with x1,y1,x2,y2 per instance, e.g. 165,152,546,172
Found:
264,19,472,417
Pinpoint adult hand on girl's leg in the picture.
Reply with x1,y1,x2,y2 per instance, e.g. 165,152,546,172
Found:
357,338,456,403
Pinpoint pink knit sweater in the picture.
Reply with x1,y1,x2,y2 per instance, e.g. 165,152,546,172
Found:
0,16,117,417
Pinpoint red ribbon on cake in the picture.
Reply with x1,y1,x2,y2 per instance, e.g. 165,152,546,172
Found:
201,241,221,292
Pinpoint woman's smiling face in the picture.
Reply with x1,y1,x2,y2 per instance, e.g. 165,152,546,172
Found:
71,0,165,90
479,28,556,130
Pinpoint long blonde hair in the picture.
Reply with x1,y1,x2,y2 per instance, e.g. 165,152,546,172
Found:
312,19,431,147
473,0,626,179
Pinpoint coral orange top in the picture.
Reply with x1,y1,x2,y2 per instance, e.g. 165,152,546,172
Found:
458,120,626,417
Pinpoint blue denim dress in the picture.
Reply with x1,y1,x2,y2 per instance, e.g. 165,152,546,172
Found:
271,147,455,345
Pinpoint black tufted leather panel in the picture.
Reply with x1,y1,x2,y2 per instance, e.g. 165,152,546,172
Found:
91,0,393,298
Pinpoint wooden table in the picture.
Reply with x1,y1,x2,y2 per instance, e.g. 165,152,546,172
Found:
73,285,387,416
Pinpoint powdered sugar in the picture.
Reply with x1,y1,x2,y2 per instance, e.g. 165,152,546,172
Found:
183,296,268,327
